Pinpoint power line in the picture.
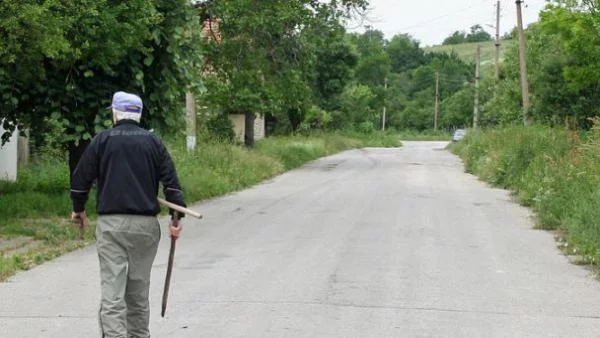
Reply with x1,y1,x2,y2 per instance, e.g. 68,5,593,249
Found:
395,0,499,32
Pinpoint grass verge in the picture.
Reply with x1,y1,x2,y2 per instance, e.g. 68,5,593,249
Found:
450,125,600,267
397,130,451,141
0,132,400,280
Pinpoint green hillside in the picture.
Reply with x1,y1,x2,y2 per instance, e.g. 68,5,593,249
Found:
424,40,516,73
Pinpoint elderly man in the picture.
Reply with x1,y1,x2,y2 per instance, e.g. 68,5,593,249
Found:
71,91,186,338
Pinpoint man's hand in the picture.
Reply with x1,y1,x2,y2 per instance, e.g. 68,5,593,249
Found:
170,218,183,239
71,211,88,225
71,211,87,239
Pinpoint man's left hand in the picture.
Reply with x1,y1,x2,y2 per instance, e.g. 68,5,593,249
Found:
71,211,88,226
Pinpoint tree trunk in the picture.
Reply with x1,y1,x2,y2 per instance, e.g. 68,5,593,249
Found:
288,108,303,132
244,111,255,148
68,140,90,184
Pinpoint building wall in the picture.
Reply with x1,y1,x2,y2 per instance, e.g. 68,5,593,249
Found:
228,114,265,143
0,124,18,181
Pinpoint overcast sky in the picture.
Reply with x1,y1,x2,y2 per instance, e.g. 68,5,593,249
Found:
347,0,548,46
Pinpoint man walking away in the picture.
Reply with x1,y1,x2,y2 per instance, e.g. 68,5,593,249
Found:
70,91,186,338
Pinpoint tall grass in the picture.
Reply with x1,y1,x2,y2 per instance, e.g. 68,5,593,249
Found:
451,125,600,264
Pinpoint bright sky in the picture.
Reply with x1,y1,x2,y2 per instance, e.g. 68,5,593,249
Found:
347,0,548,46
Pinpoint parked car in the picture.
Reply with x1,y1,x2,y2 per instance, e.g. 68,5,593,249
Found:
452,129,466,142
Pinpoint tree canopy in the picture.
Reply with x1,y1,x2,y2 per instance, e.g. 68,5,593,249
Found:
0,0,204,147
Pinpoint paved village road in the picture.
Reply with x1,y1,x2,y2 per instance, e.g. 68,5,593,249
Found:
2,141,600,338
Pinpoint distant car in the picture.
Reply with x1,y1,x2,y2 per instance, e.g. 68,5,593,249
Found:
452,129,466,142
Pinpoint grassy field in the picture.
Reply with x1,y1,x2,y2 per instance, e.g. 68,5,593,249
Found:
450,125,600,267
0,132,401,280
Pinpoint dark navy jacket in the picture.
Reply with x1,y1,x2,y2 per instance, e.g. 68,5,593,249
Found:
71,120,186,217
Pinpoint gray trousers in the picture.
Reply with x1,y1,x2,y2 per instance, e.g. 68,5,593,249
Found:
96,215,161,338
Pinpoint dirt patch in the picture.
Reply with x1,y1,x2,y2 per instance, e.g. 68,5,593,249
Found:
0,236,43,257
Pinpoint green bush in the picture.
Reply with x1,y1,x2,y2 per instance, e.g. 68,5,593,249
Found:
207,114,236,142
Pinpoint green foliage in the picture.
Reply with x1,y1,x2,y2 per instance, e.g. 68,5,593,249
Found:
442,25,492,45
0,0,204,146
348,29,391,88
335,84,377,129
387,34,427,73
301,106,333,131
446,2,600,128
440,85,473,129
201,0,367,140
256,137,332,170
443,31,468,45
313,38,358,110
376,49,473,131
207,113,236,142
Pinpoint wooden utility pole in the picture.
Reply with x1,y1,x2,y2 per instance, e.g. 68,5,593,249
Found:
516,0,531,126
494,1,501,81
185,92,196,152
382,77,388,131
434,72,439,132
473,45,481,129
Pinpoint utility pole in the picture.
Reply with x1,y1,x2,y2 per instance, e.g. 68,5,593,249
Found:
185,92,196,152
495,1,501,81
434,71,439,132
382,77,387,131
473,45,481,129
516,0,531,126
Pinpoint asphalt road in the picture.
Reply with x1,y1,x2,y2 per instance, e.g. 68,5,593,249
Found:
2,141,600,338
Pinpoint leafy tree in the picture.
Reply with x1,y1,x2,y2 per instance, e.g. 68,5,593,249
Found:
443,25,491,45
0,0,204,174
201,0,367,145
440,85,473,129
313,36,358,111
386,34,427,73
466,24,492,43
479,1,600,128
443,31,467,45
537,1,600,126
348,30,391,87
334,84,377,129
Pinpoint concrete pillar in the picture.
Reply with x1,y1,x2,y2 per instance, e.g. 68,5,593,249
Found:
0,123,18,181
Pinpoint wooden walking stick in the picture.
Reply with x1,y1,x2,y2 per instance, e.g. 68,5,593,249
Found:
161,220,177,318
77,216,85,240
158,198,202,318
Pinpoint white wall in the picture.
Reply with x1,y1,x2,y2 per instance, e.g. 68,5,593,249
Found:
0,123,18,181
